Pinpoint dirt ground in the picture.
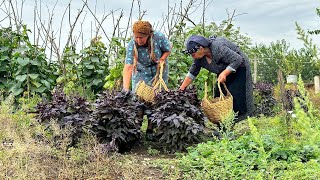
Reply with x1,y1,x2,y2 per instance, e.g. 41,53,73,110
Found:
125,137,178,179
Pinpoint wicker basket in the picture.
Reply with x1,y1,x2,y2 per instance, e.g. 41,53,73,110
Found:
201,82,233,123
135,62,168,103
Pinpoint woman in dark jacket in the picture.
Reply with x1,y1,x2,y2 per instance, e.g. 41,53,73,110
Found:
179,35,254,121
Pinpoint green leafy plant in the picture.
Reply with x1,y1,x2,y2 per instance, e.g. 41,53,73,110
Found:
1,25,57,97
103,37,127,90
0,27,20,92
78,36,109,93
104,58,123,90
56,46,79,89
147,146,160,156
250,40,290,84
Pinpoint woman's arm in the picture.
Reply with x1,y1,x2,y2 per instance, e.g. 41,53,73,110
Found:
179,61,201,90
122,64,133,91
157,31,171,63
160,51,170,62
217,69,232,83
179,76,193,90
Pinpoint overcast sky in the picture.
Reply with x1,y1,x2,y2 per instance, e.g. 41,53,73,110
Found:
1,0,319,50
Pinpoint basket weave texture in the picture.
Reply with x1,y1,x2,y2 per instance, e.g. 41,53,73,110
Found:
135,62,168,103
201,82,233,123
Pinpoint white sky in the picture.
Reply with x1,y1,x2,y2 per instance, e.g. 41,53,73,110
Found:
0,0,319,50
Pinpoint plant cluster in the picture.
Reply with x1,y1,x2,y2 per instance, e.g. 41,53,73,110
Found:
149,87,205,151
282,86,308,112
253,82,277,116
77,36,109,93
174,79,320,178
0,26,57,97
35,87,92,147
104,37,127,90
89,90,143,153
176,113,320,179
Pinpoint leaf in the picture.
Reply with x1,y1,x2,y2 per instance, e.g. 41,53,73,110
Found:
0,47,9,52
34,86,46,93
96,70,104,74
31,80,42,88
164,114,177,122
9,84,24,96
86,65,95,69
0,55,9,61
28,73,39,79
17,57,30,66
173,118,180,128
191,128,198,135
0,66,6,72
83,69,92,76
41,79,51,88
30,59,41,66
15,74,27,82
13,88,24,96
91,57,100,63
97,125,106,131
102,114,113,119
92,79,102,86
14,46,28,54
0,77,7,84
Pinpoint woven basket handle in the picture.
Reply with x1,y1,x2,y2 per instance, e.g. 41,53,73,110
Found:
222,83,231,96
153,61,169,92
218,83,231,101
217,83,224,101
204,81,208,99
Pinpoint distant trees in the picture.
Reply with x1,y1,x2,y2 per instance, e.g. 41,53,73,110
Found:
249,6,320,85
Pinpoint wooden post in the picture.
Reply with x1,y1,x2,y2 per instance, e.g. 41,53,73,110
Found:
253,59,257,84
315,76,320,94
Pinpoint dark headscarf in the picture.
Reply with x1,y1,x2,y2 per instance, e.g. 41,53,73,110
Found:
183,35,212,54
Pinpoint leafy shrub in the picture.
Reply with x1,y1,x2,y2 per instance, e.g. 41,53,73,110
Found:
1,25,57,97
149,87,205,151
283,89,304,111
253,82,277,116
78,36,109,93
176,115,320,179
175,79,320,178
35,87,92,147
0,27,19,92
89,90,143,153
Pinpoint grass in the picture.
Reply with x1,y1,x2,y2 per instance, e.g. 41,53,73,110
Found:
0,95,178,179
0,97,148,179
1,84,319,179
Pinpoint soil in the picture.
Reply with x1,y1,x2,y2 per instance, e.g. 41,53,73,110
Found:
124,136,177,179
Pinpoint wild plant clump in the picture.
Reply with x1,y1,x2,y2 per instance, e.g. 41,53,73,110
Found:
35,87,92,147
89,90,144,153
149,86,205,151
253,82,277,116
